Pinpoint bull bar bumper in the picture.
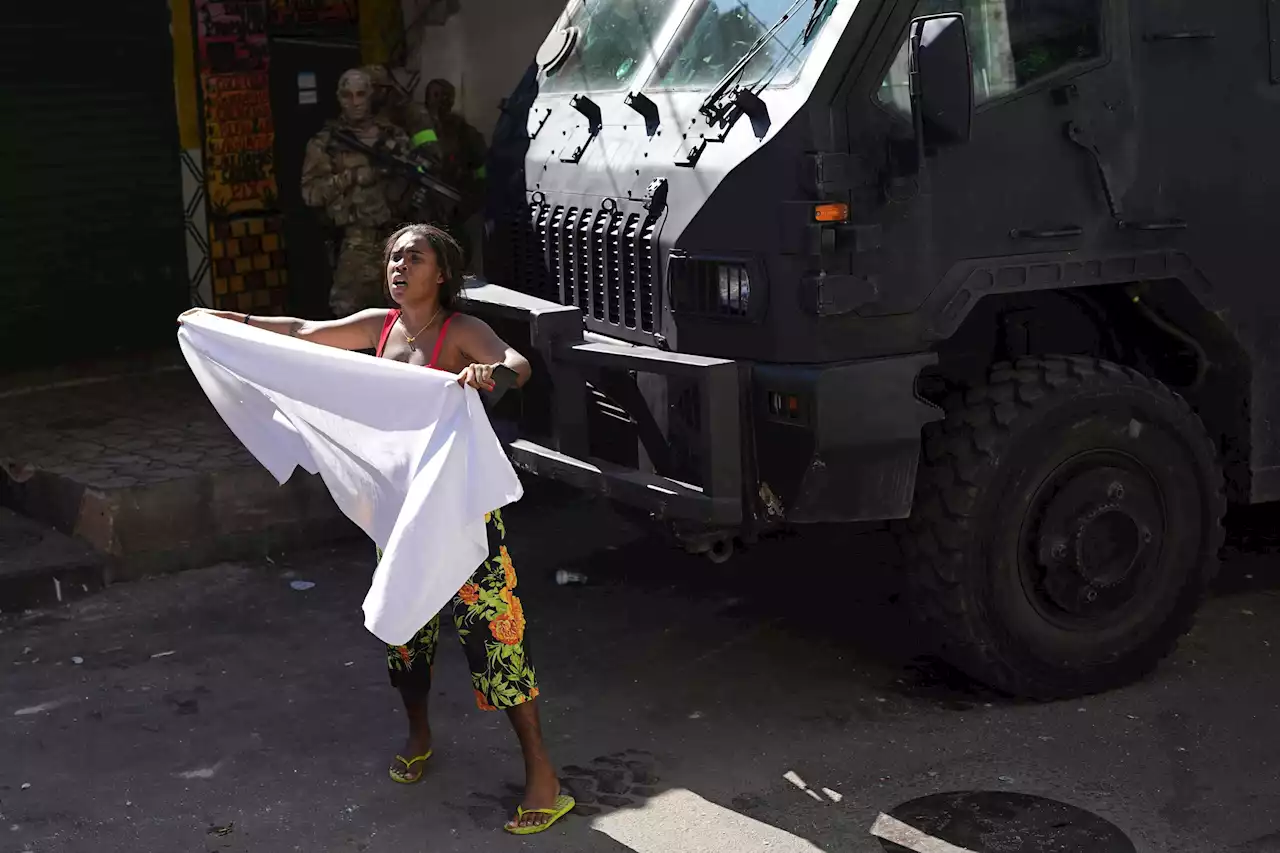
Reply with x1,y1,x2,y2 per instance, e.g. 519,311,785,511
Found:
463,281,743,527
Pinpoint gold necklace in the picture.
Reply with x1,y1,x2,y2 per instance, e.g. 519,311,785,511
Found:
399,306,442,352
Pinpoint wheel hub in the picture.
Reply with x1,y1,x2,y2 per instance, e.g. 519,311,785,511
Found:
1028,461,1164,623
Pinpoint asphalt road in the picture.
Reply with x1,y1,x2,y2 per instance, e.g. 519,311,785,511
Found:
3,491,1280,853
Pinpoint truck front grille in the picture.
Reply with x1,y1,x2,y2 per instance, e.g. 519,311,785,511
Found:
501,202,661,337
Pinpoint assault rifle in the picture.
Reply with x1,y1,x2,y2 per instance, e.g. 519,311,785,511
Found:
330,127,463,215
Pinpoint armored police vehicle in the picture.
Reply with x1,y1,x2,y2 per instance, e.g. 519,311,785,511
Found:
464,0,1273,700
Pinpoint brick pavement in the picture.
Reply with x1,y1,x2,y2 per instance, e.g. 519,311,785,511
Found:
0,366,353,587
0,368,256,490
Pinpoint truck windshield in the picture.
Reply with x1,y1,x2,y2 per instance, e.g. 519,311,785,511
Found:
541,0,687,94
652,0,834,91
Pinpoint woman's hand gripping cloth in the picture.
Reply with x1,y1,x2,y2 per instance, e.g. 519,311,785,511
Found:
177,313,523,645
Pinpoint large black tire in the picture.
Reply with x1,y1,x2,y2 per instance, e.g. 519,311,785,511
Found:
903,356,1225,699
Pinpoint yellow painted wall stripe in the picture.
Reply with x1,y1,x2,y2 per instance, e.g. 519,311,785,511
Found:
170,0,200,150
359,0,402,65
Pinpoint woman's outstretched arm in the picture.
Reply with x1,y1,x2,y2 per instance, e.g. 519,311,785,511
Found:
178,307,387,351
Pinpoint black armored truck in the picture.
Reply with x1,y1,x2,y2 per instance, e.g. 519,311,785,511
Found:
463,0,1272,700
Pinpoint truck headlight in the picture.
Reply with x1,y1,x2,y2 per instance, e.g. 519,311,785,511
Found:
717,264,750,315
669,256,755,318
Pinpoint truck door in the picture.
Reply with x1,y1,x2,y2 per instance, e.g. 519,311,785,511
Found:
1122,0,1280,500
869,0,1128,315
268,37,362,319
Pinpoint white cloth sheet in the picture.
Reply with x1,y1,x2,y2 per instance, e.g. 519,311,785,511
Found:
177,313,523,645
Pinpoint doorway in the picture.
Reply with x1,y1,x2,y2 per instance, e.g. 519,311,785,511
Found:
268,37,362,318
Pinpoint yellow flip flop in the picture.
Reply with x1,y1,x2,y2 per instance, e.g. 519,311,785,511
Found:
504,793,576,835
389,750,433,784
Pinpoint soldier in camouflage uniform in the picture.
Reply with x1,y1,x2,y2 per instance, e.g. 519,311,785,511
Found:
364,64,430,136
426,79,487,212
360,63,440,170
364,64,398,125
301,68,413,317
349,68,462,250
411,79,487,266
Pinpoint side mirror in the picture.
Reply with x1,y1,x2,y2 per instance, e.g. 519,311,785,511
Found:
909,13,974,147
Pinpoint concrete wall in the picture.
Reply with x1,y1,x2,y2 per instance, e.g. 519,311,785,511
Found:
393,0,566,274
407,0,567,140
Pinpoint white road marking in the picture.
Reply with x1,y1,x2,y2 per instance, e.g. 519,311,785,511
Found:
870,813,978,853
13,699,72,716
177,761,224,780
783,770,827,802
592,789,826,852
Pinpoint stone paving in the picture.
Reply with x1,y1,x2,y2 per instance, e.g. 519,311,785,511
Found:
0,366,351,583
0,368,256,490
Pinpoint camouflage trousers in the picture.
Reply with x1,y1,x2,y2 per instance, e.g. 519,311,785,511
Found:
329,226,390,317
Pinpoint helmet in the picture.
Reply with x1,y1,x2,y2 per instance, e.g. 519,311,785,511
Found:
362,64,393,89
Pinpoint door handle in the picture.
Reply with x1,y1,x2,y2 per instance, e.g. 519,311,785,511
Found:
1144,30,1215,42
1009,226,1084,240
1117,218,1187,232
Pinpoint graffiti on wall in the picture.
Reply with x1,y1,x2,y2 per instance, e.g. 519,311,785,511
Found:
192,0,289,309
210,215,289,312
196,0,277,215
191,0,367,309
270,0,357,26
202,72,277,214
196,0,268,72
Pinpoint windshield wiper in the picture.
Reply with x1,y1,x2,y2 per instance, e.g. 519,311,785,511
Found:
699,0,808,120
699,0,835,121
802,0,836,44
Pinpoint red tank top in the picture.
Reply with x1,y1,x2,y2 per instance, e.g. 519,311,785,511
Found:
375,309,454,368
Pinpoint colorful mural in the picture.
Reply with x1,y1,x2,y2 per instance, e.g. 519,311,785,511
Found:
193,0,285,311
202,71,277,215
196,0,276,215
210,215,289,313
270,0,357,26
185,0,389,312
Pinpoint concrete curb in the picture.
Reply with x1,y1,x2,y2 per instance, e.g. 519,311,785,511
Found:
0,465,643,616
0,507,107,613
0,462,363,604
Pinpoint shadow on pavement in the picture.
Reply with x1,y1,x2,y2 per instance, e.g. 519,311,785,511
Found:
7,489,1280,852
1216,502,1280,595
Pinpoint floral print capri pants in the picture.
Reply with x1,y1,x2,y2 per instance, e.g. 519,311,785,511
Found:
381,509,539,711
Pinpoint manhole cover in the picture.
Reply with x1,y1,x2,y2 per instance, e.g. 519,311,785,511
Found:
874,791,1134,853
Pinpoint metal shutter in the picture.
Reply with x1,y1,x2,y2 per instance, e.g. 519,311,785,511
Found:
0,4,187,370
